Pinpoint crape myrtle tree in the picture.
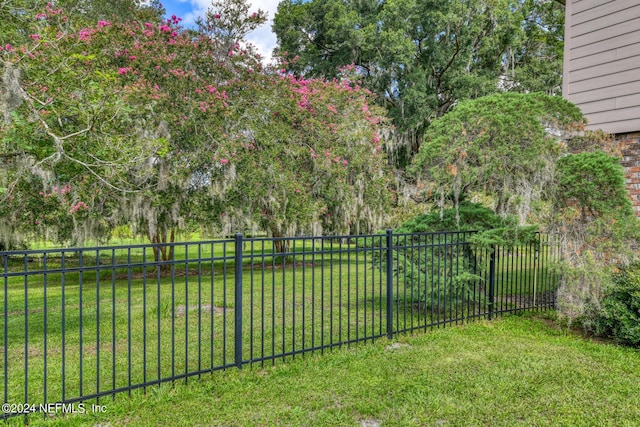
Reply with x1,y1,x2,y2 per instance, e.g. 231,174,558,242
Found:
218,67,392,251
191,1,393,248
273,0,566,166
0,0,165,248
0,3,166,246
0,2,252,253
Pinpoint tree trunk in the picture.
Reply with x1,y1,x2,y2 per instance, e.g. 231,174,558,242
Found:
148,227,176,273
271,228,289,253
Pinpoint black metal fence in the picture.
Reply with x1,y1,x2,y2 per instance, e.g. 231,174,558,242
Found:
0,230,559,419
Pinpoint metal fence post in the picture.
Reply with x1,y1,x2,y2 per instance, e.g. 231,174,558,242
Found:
386,229,394,339
488,245,496,320
234,233,243,369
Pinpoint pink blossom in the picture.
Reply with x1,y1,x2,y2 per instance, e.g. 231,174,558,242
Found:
30,34,40,41
4,44,11,51
343,160,348,165
78,28,93,41
97,21,111,28
220,158,229,165
69,201,89,214
45,4,62,15
214,14,221,19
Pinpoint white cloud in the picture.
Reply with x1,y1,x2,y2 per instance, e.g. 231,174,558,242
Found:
182,0,280,64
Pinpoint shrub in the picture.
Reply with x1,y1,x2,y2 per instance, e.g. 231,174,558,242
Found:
595,264,640,347
389,202,537,310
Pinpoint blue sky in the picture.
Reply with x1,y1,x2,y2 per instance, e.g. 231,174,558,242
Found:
159,0,280,63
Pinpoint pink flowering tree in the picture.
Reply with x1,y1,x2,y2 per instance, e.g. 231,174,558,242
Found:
218,66,393,250
0,5,254,252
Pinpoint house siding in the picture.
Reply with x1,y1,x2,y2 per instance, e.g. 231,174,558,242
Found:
563,0,640,134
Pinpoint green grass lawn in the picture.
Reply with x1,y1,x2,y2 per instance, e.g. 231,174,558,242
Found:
9,313,639,426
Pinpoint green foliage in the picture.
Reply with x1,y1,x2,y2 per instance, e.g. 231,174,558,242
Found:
556,151,633,220
274,0,566,162
551,150,640,328
506,0,565,95
197,0,268,51
397,202,505,233
390,203,498,309
595,264,640,347
389,202,541,309
410,92,584,223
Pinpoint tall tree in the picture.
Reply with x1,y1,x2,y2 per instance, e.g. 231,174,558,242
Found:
273,0,565,164
196,0,268,55
501,0,565,94
0,4,248,250
409,92,584,224
217,69,392,248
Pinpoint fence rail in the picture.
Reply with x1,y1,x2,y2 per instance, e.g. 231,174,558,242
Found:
0,230,559,419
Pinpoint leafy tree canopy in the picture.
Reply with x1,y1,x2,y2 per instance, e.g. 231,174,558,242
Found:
409,92,584,223
273,0,565,163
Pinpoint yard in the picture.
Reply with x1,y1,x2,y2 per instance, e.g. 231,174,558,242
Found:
1,233,557,420
10,314,640,426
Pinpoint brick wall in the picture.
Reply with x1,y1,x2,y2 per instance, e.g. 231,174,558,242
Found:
618,132,640,216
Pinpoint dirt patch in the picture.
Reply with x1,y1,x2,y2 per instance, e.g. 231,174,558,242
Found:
83,339,129,356
499,291,555,308
385,342,411,351
174,304,232,317
2,308,44,317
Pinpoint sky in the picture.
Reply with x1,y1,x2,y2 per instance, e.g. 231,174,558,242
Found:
160,0,281,63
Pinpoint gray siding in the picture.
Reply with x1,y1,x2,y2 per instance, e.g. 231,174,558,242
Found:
563,0,640,134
